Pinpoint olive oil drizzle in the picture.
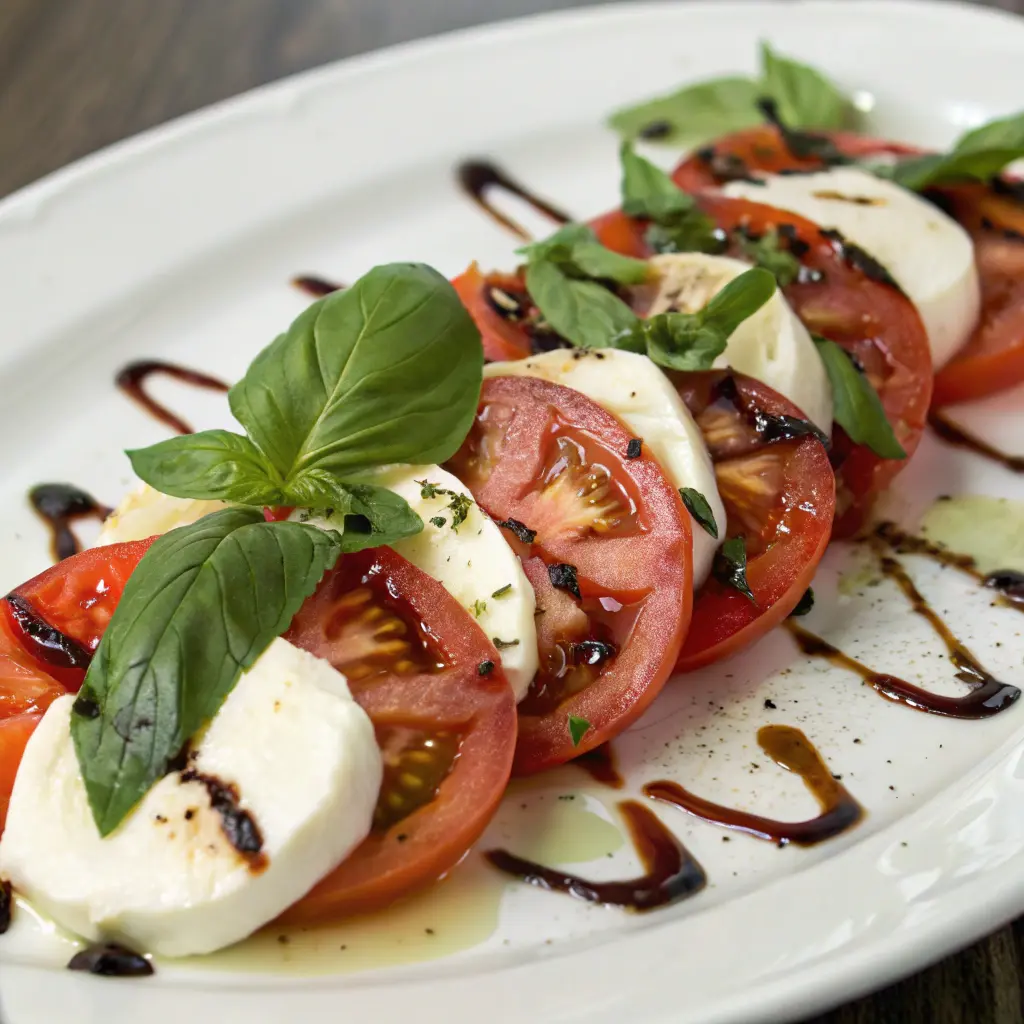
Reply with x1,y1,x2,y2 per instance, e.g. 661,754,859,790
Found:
645,725,863,846
456,159,571,240
486,799,705,910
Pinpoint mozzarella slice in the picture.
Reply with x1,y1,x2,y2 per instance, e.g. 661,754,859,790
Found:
642,252,834,434
722,167,981,368
97,480,229,545
485,349,725,589
294,465,538,702
0,639,381,957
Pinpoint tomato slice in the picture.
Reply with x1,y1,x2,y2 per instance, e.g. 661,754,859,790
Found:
670,370,835,670
0,713,42,834
446,375,692,774
452,263,537,362
929,183,1024,406
281,547,516,922
670,124,919,192
590,197,931,537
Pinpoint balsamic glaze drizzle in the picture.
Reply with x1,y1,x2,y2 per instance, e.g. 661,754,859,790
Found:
928,410,1024,474
180,769,267,870
28,483,110,562
486,800,705,910
116,359,230,435
3,594,92,671
646,725,863,846
67,943,153,977
0,878,11,935
574,743,625,789
292,275,345,297
456,159,571,240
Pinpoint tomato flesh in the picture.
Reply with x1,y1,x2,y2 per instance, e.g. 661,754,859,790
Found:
447,375,692,774
670,370,835,670
282,547,516,922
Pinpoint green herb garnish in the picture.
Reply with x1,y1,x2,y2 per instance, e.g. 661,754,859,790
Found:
492,583,513,599
471,599,487,618
609,42,859,148
128,264,483,551
679,488,719,539
71,509,341,836
736,229,802,287
712,537,757,605
568,716,591,747
812,336,906,459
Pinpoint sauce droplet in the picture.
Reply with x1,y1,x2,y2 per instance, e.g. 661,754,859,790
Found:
456,159,571,241
116,360,230,435
67,942,153,977
645,725,863,846
28,483,110,562
486,799,705,911
293,275,345,297
928,410,1024,473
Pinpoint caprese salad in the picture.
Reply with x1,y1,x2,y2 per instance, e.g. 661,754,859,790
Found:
1,42,1023,970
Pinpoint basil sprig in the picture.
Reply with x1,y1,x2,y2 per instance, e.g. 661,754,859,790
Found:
619,267,777,370
129,263,482,552
620,144,725,255
518,221,776,369
71,508,342,836
609,42,859,147
736,230,801,287
872,112,1024,192
812,336,906,459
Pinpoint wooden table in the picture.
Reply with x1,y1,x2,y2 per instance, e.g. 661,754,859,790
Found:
2,1,1023,1020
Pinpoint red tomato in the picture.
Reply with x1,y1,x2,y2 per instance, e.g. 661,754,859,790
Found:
0,714,41,834
670,124,919,192
281,547,516,922
452,263,536,362
930,184,1024,406
446,375,692,774
590,197,932,537
670,370,835,670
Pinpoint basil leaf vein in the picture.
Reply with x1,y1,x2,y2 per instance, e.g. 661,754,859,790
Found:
71,508,342,836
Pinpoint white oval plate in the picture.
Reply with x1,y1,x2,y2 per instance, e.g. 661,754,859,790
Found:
3,2,1024,1021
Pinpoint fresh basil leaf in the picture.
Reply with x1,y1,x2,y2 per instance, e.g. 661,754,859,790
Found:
884,111,1024,191
713,537,757,605
813,336,906,459
518,224,649,285
622,267,776,370
524,259,641,350
759,42,853,133
127,430,284,505
568,715,591,747
229,263,483,484
736,230,801,287
293,481,423,552
71,508,341,836
609,77,763,148
620,143,695,222
679,487,719,539
619,144,726,255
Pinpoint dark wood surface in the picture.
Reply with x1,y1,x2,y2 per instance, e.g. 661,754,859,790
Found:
2,1,1024,1021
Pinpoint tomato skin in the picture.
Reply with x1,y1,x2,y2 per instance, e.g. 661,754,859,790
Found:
452,262,535,362
589,197,931,537
930,184,1024,406
281,547,516,922
449,375,692,774
670,371,835,671
0,713,41,834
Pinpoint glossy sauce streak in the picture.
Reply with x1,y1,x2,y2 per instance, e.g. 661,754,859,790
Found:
645,725,862,846
4,594,92,671
486,799,705,910
456,159,571,240
29,483,110,562
293,275,345,297
574,743,625,789
875,521,1024,612
928,410,1024,473
116,360,229,435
